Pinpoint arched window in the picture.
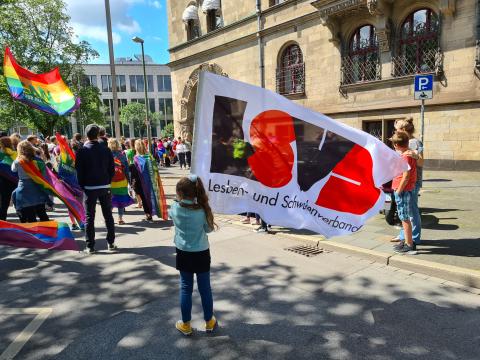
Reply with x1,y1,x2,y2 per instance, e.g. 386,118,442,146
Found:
395,8,439,76
276,44,305,95
342,24,380,84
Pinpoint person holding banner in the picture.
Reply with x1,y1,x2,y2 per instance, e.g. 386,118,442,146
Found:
11,141,50,223
169,175,218,336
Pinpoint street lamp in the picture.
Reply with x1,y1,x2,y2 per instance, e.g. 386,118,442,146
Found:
132,36,152,153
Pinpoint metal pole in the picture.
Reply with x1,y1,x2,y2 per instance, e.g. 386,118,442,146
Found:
140,42,152,152
104,0,121,139
420,99,425,143
256,0,265,88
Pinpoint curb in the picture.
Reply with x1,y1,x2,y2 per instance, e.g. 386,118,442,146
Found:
220,216,480,291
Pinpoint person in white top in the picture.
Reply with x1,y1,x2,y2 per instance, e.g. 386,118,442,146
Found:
176,138,187,169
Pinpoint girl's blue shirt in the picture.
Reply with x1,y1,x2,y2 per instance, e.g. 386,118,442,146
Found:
168,199,212,252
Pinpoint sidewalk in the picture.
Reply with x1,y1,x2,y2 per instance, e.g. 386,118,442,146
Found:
218,170,480,288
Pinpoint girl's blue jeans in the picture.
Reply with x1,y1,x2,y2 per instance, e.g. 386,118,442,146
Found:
399,182,422,244
180,271,213,323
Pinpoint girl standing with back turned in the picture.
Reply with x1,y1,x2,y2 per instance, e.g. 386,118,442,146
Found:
169,175,218,336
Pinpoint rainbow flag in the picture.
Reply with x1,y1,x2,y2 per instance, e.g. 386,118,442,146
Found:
0,220,78,251
0,148,18,183
18,158,85,225
55,133,81,193
3,47,80,115
111,157,134,208
134,154,168,220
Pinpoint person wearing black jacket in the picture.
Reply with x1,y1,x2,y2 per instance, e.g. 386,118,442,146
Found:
76,124,116,254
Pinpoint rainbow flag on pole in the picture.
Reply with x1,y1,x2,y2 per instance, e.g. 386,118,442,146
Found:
3,47,80,115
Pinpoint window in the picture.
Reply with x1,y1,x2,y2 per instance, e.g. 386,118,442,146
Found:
341,25,380,85
149,98,156,113
362,119,396,147
82,75,97,88
159,98,173,118
187,19,200,41
206,9,223,32
157,75,172,92
269,0,286,6
132,98,145,104
147,75,154,92
117,75,126,92
393,8,439,76
103,99,127,116
101,75,111,92
130,75,153,92
276,44,305,95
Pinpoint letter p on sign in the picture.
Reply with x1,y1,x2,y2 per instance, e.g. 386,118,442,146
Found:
414,74,433,100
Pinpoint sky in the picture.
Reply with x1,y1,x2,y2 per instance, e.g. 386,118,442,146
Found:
65,0,170,65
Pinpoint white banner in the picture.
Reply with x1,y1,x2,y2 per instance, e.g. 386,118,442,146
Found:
192,72,407,237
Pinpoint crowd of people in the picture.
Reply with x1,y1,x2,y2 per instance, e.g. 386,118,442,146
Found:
0,124,217,335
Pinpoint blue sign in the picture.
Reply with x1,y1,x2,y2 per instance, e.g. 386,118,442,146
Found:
414,74,433,100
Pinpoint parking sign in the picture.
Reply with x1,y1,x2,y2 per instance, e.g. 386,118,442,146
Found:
414,74,433,100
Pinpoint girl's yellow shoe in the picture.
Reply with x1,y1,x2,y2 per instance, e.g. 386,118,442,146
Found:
175,320,192,336
205,316,218,333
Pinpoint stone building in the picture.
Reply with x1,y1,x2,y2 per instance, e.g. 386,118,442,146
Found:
167,0,480,170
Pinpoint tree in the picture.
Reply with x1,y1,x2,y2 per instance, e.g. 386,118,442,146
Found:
161,123,174,139
74,85,106,132
0,0,99,135
120,102,146,137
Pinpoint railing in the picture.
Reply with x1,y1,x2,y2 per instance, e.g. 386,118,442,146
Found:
276,63,305,95
391,48,438,77
341,55,381,85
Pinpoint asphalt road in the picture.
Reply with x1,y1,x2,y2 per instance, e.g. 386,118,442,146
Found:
1,213,479,359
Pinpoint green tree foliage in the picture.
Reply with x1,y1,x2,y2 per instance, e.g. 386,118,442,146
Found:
75,85,106,131
161,123,174,139
0,0,99,135
120,102,146,136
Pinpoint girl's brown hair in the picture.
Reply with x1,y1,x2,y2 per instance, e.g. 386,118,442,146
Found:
40,143,51,161
394,118,415,136
17,140,35,162
176,176,217,231
108,138,121,151
0,136,14,151
10,133,21,149
135,139,147,155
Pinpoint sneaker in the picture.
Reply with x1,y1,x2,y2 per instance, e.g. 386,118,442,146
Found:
205,316,218,333
393,240,405,250
175,320,193,336
255,227,268,233
83,248,95,255
108,244,118,252
394,243,416,254
71,224,80,231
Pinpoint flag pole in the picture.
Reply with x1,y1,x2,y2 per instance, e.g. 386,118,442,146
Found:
104,0,121,139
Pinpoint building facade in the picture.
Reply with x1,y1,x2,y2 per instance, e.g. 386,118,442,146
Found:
167,0,480,170
82,62,173,138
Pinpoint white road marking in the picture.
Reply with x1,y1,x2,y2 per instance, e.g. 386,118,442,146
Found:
0,308,52,360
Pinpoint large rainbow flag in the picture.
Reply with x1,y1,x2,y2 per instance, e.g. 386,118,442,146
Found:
0,220,78,251
3,47,80,115
18,158,85,225
134,154,168,220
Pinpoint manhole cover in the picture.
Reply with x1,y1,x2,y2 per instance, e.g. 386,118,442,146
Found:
284,244,323,257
